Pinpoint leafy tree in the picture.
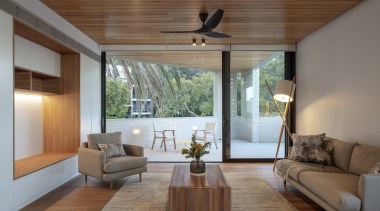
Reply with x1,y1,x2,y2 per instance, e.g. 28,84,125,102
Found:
155,72,214,117
259,54,285,116
106,78,130,118
106,57,181,117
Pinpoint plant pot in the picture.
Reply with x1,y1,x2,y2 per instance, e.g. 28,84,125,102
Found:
190,159,206,174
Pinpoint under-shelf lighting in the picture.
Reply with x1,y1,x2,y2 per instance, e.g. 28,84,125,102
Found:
201,38,206,46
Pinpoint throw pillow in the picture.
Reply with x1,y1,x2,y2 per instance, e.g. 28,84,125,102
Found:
98,142,127,158
369,161,380,174
289,133,333,165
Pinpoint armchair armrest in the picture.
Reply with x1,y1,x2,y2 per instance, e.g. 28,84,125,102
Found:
78,147,106,180
123,144,144,157
358,174,380,211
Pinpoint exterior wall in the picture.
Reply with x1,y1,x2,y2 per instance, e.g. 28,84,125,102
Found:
107,116,282,147
296,0,380,146
107,117,221,147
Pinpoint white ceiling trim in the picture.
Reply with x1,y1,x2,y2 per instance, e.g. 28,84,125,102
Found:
101,44,296,52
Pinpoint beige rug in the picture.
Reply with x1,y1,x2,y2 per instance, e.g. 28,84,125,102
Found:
102,172,296,211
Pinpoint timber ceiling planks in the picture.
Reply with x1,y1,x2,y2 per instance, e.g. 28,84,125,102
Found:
40,0,361,45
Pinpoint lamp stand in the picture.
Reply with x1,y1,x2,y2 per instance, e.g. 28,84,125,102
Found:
265,77,295,171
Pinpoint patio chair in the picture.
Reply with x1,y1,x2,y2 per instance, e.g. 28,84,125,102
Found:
151,123,176,151
194,122,218,149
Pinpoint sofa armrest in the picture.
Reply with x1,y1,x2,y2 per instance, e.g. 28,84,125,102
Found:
78,147,106,180
123,144,144,157
358,174,380,211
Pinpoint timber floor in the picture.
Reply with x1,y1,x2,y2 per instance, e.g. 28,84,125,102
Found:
22,163,323,211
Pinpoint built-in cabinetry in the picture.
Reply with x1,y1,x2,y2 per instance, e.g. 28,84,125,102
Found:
13,20,80,179
15,67,61,95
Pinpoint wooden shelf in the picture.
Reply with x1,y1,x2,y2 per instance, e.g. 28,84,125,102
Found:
15,66,61,94
14,152,77,179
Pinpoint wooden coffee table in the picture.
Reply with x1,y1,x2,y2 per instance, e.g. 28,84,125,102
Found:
169,165,231,211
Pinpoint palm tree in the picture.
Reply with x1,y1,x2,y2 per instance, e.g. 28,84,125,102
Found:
106,57,181,117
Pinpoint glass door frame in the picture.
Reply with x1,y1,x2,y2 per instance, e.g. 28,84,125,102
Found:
222,51,295,162
100,50,295,162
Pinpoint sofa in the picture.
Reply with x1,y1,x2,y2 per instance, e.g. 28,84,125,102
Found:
78,132,148,188
276,137,380,211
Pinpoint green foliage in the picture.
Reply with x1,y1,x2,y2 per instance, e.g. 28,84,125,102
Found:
106,78,130,119
259,55,285,116
155,71,214,117
181,134,211,160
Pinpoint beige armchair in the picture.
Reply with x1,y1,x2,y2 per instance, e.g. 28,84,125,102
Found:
78,132,147,188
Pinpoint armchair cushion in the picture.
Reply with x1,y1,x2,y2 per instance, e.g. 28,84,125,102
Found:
103,156,148,173
98,142,126,158
87,132,122,150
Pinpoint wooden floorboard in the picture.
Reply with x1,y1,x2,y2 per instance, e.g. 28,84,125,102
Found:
22,163,323,211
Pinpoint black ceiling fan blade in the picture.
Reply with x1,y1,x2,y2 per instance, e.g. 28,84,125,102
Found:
206,31,231,38
204,9,224,29
160,30,196,34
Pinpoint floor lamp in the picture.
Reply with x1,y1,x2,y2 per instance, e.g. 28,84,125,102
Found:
265,77,295,171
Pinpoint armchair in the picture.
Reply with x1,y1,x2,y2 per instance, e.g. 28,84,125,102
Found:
78,132,147,188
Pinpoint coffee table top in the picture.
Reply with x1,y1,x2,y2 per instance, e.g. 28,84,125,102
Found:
170,165,230,188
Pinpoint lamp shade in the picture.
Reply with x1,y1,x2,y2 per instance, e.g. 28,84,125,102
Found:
273,80,295,102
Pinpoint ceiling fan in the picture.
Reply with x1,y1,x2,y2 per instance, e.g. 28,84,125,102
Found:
161,9,231,38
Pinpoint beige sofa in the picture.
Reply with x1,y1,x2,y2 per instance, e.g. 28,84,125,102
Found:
78,132,148,188
276,138,380,211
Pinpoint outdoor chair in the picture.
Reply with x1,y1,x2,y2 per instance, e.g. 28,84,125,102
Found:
194,122,218,149
151,123,176,151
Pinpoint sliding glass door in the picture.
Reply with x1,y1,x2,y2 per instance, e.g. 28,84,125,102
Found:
228,51,286,160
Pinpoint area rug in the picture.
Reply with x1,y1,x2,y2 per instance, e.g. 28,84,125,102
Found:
102,172,296,211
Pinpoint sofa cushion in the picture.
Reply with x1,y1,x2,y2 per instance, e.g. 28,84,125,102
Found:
277,159,345,182
299,172,361,211
289,133,332,165
326,139,356,172
349,145,380,175
87,132,122,150
103,156,148,173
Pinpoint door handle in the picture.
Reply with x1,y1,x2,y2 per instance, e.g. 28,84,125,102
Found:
222,117,228,127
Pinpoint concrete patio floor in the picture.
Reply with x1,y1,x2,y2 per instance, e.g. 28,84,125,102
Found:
145,140,285,162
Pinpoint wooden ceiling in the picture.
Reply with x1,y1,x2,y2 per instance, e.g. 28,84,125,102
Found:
41,0,361,45
108,51,275,72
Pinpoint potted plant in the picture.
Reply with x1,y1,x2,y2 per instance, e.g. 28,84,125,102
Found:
182,134,211,175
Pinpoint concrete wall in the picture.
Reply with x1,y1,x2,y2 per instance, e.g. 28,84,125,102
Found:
296,0,380,147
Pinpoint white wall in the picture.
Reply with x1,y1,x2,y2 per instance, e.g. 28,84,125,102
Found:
15,35,61,77
14,94,43,159
80,54,101,141
296,0,380,146
0,10,15,210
